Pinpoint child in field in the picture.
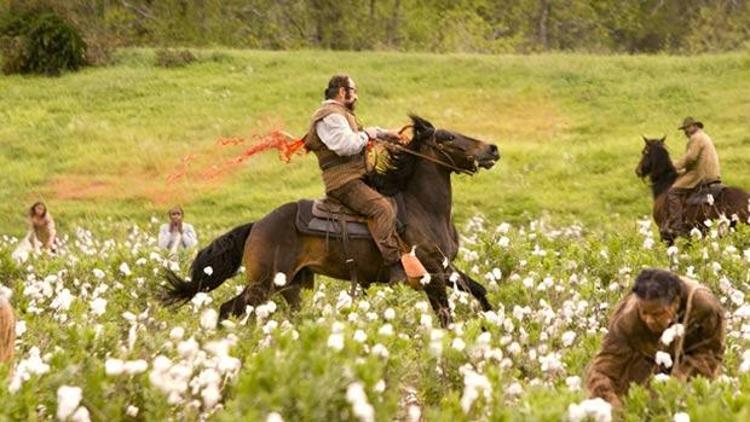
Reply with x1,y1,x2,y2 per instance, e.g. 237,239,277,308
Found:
12,202,57,262
158,206,198,255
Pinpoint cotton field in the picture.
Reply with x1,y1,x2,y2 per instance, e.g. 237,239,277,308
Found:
1,216,750,420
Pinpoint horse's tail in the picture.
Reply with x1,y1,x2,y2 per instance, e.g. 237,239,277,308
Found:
0,295,15,365
161,222,253,307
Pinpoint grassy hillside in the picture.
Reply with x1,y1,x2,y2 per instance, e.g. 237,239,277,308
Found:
2,49,749,236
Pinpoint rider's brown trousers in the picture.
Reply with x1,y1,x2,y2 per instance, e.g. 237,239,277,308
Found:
328,179,403,265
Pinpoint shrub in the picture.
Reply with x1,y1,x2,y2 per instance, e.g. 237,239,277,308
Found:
154,49,196,68
0,11,87,76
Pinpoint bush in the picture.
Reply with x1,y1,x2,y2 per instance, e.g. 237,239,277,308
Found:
154,49,196,68
0,11,87,76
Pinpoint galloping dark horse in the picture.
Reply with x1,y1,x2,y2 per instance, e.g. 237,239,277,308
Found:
636,136,749,242
161,116,500,326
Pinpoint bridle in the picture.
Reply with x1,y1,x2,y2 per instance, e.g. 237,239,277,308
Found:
375,126,476,175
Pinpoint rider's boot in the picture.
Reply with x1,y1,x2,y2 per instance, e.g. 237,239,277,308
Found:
400,252,428,289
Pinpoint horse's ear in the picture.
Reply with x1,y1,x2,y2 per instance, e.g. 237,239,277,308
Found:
409,114,434,139
642,135,649,144
659,135,666,143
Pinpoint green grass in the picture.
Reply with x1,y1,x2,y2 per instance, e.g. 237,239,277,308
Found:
2,49,749,235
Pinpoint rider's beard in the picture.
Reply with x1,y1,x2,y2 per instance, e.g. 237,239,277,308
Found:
345,98,357,112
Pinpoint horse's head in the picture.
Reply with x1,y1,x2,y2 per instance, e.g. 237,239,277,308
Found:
635,135,668,179
410,115,500,174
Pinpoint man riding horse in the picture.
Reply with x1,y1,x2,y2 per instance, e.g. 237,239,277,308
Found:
661,117,721,241
304,74,427,284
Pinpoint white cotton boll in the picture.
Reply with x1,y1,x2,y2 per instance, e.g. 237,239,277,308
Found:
177,338,200,359
90,298,107,316
273,273,287,287
498,236,510,248
169,326,185,341
353,329,367,343
420,314,432,328
561,331,576,347
328,333,345,351
673,412,690,422
56,385,83,421
119,262,131,276
407,405,421,422
452,338,466,352
460,369,492,413
105,359,125,376
15,320,26,337
122,311,137,322
565,376,581,392
124,360,148,375
92,269,105,279
266,412,284,422
667,246,678,257
567,398,612,422
374,380,386,393
476,332,491,346
383,308,396,320
643,237,655,249
508,342,521,355
689,228,703,239
200,308,218,330
655,351,673,368
653,373,671,383
126,406,139,417
262,320,278,335
336,291,353,310
201,384,222,409
505,382,523,396
371,343,389,359
660,324,685,346
70,406,90,422
378,324,393,337
415,301,429,313
739,351,750,373
345,382,375,422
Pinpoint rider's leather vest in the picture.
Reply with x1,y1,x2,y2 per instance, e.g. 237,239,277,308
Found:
304,102,368,192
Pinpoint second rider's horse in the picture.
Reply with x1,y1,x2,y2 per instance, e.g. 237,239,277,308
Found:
161,116,500,327
636,136,749,242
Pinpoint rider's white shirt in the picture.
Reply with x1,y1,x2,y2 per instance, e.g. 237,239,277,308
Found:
315,112,369,156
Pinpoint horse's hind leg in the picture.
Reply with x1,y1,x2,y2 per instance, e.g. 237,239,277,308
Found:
280,268,314,311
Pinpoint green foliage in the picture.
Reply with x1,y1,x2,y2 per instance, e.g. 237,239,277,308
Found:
0,10,87,75
4,0,750,53
155,48,197,68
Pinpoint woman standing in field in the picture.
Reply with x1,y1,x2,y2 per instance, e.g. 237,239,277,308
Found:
12,202,58,262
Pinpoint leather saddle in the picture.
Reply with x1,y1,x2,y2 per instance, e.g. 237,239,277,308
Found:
295,195,405,239
685,180,725,206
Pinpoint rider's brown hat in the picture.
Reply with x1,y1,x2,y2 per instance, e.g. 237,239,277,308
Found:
678,116,704,130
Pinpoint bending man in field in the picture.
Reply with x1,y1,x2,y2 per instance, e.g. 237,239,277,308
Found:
586,268,725,407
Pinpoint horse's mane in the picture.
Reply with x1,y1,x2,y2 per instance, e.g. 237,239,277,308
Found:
366,135,421,196
646,141,678,197
366,115,433,196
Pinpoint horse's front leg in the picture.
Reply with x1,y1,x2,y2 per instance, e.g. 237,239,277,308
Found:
423,272,452,328
448,269,492,312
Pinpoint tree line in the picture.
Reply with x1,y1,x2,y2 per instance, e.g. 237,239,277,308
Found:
4,0,750,54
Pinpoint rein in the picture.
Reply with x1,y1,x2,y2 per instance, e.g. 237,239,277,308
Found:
375,126,475,175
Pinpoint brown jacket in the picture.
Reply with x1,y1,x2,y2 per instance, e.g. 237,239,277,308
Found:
304,102,368,192
0,296,14,365
672,129,720,189
586,277,725,404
